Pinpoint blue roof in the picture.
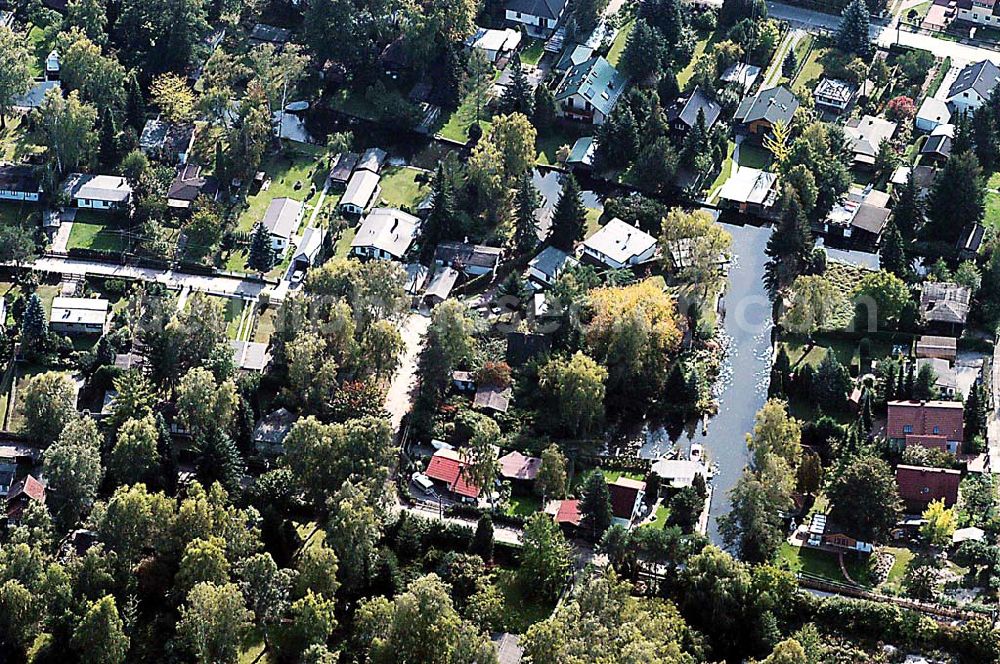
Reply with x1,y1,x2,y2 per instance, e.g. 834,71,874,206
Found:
555,56,628,117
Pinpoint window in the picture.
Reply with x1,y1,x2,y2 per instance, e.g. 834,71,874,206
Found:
921,487,930,494
933,425,940,434
903,425,913,434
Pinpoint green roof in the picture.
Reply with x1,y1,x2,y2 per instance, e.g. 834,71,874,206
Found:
555,56,628,116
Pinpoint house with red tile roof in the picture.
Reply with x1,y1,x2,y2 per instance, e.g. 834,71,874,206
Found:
498,451,541,484
545,498,582,531
608,477,646,526
425,449,482,502
887,400,964,454
6,475,45,523
895,464,961,511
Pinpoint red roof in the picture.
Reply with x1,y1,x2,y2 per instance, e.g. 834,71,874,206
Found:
555,499,582,526
905,435,949,451
895,464,961,508
608,477,645,520
498,451,541,481
7,475,45,504
887,400,964,442
425,449,481,499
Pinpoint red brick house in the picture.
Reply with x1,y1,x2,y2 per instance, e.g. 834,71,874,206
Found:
425,449,481,502
895,464,961,511
887,400,964,454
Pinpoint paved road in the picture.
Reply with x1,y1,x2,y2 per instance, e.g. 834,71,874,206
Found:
384,312,431,434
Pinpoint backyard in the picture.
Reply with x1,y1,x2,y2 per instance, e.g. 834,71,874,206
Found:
778,542,873,587
678,29,723,88
235,142,328,233
438,84,494,144
378,166,431,209
606,20,635,67
792,41,833,93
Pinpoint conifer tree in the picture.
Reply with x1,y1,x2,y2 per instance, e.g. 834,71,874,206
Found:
893,169,923,237
247,223,274,273
579,470,613,540
782,48,798,79
422,163,459,258
125,70,145,131
499,54,533,117
879,219,909,280
549,173,585,251
21,293,47,342
513,173,540,255
838,0,872,57
533,84,557,130
764,187,814,297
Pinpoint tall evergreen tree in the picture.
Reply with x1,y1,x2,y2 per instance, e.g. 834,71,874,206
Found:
782,48,798,79
533,84,557,130
893,169,924,237
499,53,533,116
549,173,586,251
719,0,767,27
642,0,685,45
422,163,459,258
682,108,708,167
952,110,974,155
973,104,1000,170
837,0,872,57
879,219,910,280
247,222,274,273
21,293,47,342
579,470,613,540
965,380,988,441
156,411,179,495
618,19,667,83
924,150,985,243
764,187,814,297
595,104,640,170
98,107,119,166
513,173,540,255
125,70,144,131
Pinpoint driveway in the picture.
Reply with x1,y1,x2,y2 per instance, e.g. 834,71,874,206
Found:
384,312,431,435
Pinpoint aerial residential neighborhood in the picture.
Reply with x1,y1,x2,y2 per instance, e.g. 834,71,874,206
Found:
1,0,1000,662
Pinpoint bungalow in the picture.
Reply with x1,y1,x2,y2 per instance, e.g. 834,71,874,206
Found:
339,170,381,215
528,245,578,286
139,118,196,164
425,448,482,502
822,187,890,244
896,464,961,511
12,80,60,112
945,59,1000,116
581,217,657,269
845,115,897,169
63,173,132,210
6,475,45,523
351,207,421,261
230,340,271,373
505,0,569,38
650,458,708,490
261,197,304,254
291,226,325,271
473,385,512,413
545,498,582,531
608,476,646,527
915,335,958,362
813,78,858,114
329,152,360,185
357,147,387,174
717,167,779,216
666,86,721,136
733,85,799,138
920,282,971,334
49,297,110,335
434,241,502,276
498,450,542,488
0,165,42,202
423,266,460,307
916,97,951,133
249,23,291,47
254,407,298,456
167,164,219,209
887,399,964,454
920,128,953,164
566,136,596,171
554,56,628,126
720,62,761,94
465,27,522,64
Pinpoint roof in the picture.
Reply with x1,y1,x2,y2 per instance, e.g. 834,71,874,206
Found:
63,173,132,202
555,56,628,117
921,134,952,159
718,167,778,206
293,226,325,263
554,499,582,526
506,332,551,366
846,115,897,162
50,297,109,326
424,265,460,301
253,407,297,446
851,201,891,236
492,633,524,664
916,335,958,359
352,207,421,259
7,475,45,504
139,118,195,156
341,169,380,209
13,80,59,109
250,23,291,44
505,0,568,20
498,451,542,481
529,245,577,279
167,163,218,204
947,59,1000,100
667,86,721,129
608,477,644,521
917,97,951,125
466,27,521,53
329,152,359,182
953,526,985,544
582,217,657,265
650,458,708,488
357,147,387,174
434,241,502,271
425,448,481,499
921,282,972,325
915,357,958,391
262,197,303,240
0,165,41,193
720,63,761,92
230,340,271,371
958,223,986,255
567,136,596,166
895,464,961,507
814,78,858,104
474,385,512,413
734,85,799,126
887,400,964,441
556,44,594,72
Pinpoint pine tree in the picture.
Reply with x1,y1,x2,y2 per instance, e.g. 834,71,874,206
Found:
21,293,47,342
195,427,244,494
682,108,708,167
499,54,533,117
860,388,873,433
579,470,613,540
838,0,872,57
719,0,766,27
125,70,145,131
896,360,906,398
247,223,274,273
764,187,814,297
595,105,639,170
893,169,924,237
905,360,916,399
513,173,540,256
98,108,119,166
952,110,974,155
156,412,179,495
782,48,798,79
549,173,586,251
471,514,495,562
642,0,685,45
973,104,1000,170
422,163,459,258
533,84,557,130
965,380,988,441
879,219,910,280
925,150,985,243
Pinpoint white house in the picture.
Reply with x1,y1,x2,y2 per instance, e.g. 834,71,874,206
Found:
957,0,1000,27
813,78,857,114
946,59,1000,116
49,297,110,335
292,226,325,271
581,218,657,269
0,165,42,202
528,245,578,286
340,170,381,215
261,197,303,254
554,56,628,125
62,173,132,210
351,207,421,261
465,27,521,64
916,97,951,133
505,0,568,38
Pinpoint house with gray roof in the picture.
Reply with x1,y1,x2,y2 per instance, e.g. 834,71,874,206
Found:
813,78,857,114
734,85,799,139
12,80,59,111
505,0,569,37
667,86,721,135
262,197,303,254
555,56,628,125
529,245,578,286
845,115,897,169
946,59,1000,116
921,281,972,334
351,207,421,261
63,173,132,210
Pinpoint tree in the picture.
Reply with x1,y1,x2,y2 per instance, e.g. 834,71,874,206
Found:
176,367,237,438
925,150,985,243
71,595,128,664
520,514,572,600
273,591,337,661
472,514,495,562
893,169,924,237
499,53,533,116
109,415,159,485
67,0,108,44
619,19,667,82
533,83,557,129
633,136,679,195
116,0,209,74
572,0,609,33
248,43,311,113
913,362,938,401
746,399,802,470
719,0,767,27
297,540,340,600
43,416,103,528
538,352,607,439
828,456,902,541
247,223,274,273
549,175,587,251
854,269,911,329
536,444,568,499
838,0,872,57
356,575,497,664
782,48,798,79
579,471,613,540
763,121,792,165
177,536,229,594
57,29,126,111
921,499,956,547
177,582,252,664
326,481,382,594
764,187,814,296
781,275,845,336
21,293,47,343
763,639,808,664
22,372,78,444
513,173,540,255
879,219,910,280
811,353,851,409
36,88,97,175
886,95,917,123
0,27,33,129
965,380,988,442
0,580,40,654
463,418,501,503
720,454,794,562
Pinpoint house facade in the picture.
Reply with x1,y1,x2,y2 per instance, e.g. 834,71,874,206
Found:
896,464,961,511
946,59,1000,116
505,0,569,37
63,173,132,210
887,399,965,454
0,165,42,202
554,56,628,126
813,78,858,114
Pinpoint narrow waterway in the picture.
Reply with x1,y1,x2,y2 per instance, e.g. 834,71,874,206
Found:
641,222,774,544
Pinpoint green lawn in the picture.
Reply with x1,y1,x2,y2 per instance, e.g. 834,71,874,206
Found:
438,87,493,143
781,34,814,85
378,166,430,209
882,546,915,592
0,115,43,164
235,144,327,233
520,39,545,66
493,567,555,633
607,20,635,67
223,298,248,340
66,212,127,253
707,141,736,202
792,45,830,93
737,143,773,170
333,226,357,258
985,191,1000,231
253,307,277,344
677,29,722,88
643,504,670,529
327,88,380,122
584,207,602,239
536,125,586,166
27,25,54,79
778,543,872,587
505,493,542,518
0,202,40,227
